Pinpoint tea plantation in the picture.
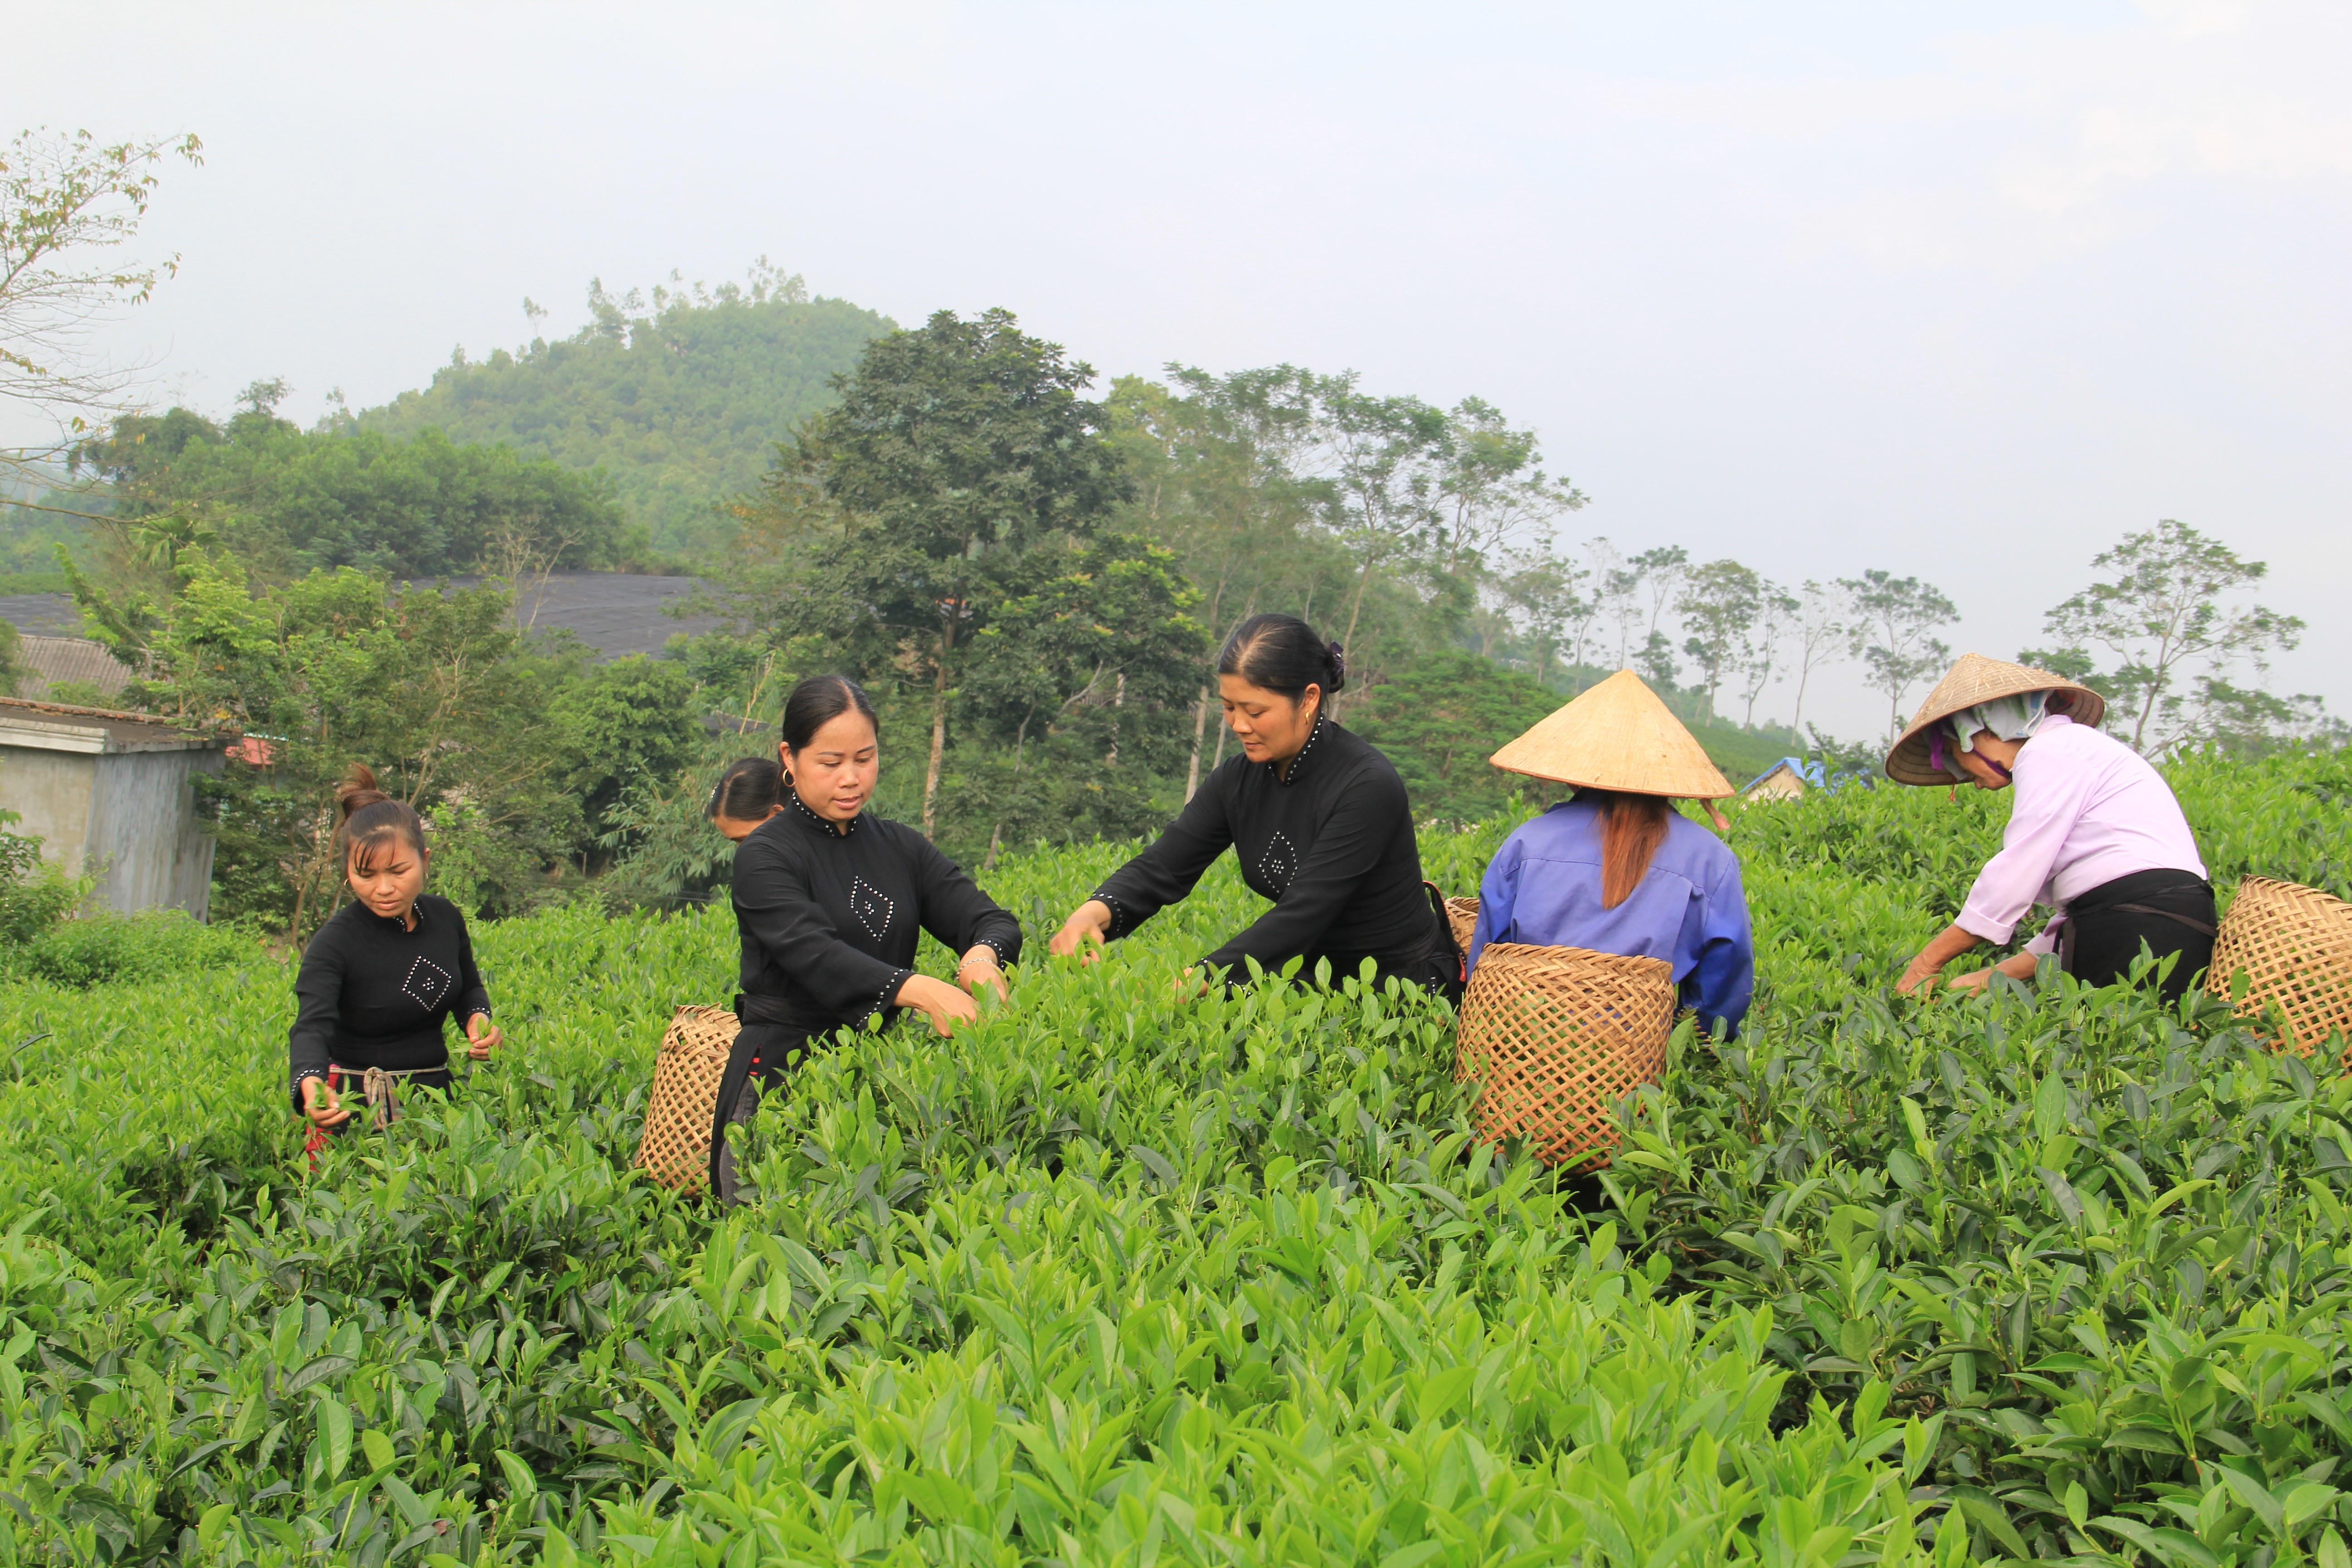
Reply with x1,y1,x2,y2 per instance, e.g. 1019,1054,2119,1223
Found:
2,748,2348,1566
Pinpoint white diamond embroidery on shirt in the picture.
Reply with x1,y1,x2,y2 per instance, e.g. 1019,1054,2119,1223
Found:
402,956,453,1010
849,877,895,941
1257,831,1298,893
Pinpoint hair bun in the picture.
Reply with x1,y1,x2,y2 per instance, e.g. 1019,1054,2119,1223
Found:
334,762,392,821
1325,641,1347,693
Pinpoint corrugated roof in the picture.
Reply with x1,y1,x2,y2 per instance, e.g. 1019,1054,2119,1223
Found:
15,635,132,696
0,695,213,750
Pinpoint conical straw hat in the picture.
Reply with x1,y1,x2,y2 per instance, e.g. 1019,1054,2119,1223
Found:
1884,652,2106,786
1489,670,1734,799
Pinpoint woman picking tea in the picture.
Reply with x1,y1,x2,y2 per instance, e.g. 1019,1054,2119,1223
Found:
715,676,1023,1201
1889,653,2212,1000
1466,671,1754,1040
290,766,501,1150
1047,614,1457,999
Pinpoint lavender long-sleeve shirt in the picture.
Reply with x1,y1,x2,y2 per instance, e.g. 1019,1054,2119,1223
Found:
1468,800,1754,1039
1956,715,2206,952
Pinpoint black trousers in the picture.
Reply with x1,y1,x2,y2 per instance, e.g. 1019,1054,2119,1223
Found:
2061,868,2217,1001
708,1021,811,1204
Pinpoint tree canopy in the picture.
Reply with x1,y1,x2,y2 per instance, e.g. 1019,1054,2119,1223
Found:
357,270,892,562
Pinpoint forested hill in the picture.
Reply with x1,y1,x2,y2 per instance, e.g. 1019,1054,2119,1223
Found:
357,276,892,561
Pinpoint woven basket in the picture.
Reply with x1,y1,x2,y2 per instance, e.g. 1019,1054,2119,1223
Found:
1445,897,1480,955
2207,876,2352,1062
633,1004,741,1191
1455,942,1676,1170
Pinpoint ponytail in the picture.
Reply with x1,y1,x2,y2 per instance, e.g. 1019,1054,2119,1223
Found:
333,764,426,871
1585,789,1671,909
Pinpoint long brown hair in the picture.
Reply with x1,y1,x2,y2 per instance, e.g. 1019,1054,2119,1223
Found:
1585,789,1671,909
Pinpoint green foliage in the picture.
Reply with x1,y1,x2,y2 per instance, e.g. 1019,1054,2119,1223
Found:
72,407,632,580
357,274,892,561
4,907,253,987
549,654,700,843
0,745,2342,1564
0,810,83,946
69,553,589,932
1352,646,1569,822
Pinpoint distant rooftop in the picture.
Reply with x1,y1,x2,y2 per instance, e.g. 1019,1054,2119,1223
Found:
0,695,214,753
1,571,727,661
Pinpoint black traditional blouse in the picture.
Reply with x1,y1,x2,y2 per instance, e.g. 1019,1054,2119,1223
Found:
287,894,491,1106
730,794,1023,1035
1089,713,1447,986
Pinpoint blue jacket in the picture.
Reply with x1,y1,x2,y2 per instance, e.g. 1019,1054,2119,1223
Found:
1468,800,1754,1039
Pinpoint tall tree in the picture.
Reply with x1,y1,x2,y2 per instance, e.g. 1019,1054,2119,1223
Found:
1428,397,1586,580
1676,558,1762,719
792,308,1128,835
2034,519,2305,754
1302,373,1449,657
1499,540,1590,689
1,127,203,497
1786,578,1845,736
1587,536,1644,667
1634,545,1690,641
1838,569,1958,732
1107,367,1320,799
1736,580,1798,727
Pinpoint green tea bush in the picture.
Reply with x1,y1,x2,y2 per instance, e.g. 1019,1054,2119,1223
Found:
0,746,2342,1565
4,910,259,990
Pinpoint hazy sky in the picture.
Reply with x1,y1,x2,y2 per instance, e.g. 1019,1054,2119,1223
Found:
5,1,2346,741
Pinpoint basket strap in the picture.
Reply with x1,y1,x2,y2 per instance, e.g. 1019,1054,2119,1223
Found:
1424,881,1465,981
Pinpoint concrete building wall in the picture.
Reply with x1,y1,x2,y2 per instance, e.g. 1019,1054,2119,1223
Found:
85,750,220,916
0,732,222,918
0,747,99,876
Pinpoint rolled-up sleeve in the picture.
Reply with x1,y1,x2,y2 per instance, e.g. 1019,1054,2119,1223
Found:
1957,757,2094,945
733,836,911,1018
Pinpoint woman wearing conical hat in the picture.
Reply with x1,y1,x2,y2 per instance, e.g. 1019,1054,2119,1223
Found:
1468,671,1755,1040
1889,653,2213,1000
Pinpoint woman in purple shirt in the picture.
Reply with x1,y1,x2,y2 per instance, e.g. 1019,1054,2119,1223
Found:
1467,671,1755,1040
1889,654,2213,1000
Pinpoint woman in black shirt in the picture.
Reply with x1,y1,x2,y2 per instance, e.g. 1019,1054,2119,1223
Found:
714,676,1022,1201
291,767,501,1153
1049,615,1454,999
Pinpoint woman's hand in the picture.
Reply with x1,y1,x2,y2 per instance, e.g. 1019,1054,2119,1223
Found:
464,1012,503,1061
896,973,980,1037
1950,951,2041,995
301,1074,352,1130
955,945,1009,1002
1897,923,1986,995
1171,966,1210,1002
1049,900,1113,962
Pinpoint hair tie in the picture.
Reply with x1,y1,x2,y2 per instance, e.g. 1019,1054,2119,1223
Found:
1327,641,1346,689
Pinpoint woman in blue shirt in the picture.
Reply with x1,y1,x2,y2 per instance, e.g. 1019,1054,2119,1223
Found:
1467,671,1755,1039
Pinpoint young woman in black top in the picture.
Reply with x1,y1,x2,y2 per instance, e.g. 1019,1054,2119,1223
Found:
713,676,1022,1201
706,756,783,842
1049,614,1455,999
291,767,501,1153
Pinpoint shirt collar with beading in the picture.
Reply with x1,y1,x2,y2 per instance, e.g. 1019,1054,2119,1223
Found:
789,789,860,836
1265,711,1328,787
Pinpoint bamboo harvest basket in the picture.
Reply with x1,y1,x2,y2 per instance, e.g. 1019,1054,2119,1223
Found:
1445,897,1480,956
2207,876,2352,1063
1455,941,1676,1170
634,1004,741,1191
